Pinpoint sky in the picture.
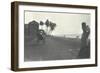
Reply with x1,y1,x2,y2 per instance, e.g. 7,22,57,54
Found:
25,11,90,36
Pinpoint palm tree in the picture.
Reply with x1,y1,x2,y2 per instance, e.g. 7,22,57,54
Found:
49,21,53,34
45,19,50,35
49,21,56,35
40,21,44,29
51,23,56,31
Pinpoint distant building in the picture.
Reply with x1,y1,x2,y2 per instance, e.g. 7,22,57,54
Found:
24,20,39,41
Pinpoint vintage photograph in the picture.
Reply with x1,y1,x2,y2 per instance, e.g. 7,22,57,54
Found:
11,2,97,71
24,11,91,62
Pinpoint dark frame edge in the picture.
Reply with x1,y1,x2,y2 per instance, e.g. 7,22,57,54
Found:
95,7,98,67
12,1,97,9
11,2,19,71
13,64,97,72
11,2,15,71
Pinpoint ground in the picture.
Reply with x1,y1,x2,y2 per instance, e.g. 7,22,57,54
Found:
24,35,81,61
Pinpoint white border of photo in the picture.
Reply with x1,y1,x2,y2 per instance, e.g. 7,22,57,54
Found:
18,5,96,68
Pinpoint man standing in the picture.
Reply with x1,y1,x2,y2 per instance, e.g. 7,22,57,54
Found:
78,22,90,58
